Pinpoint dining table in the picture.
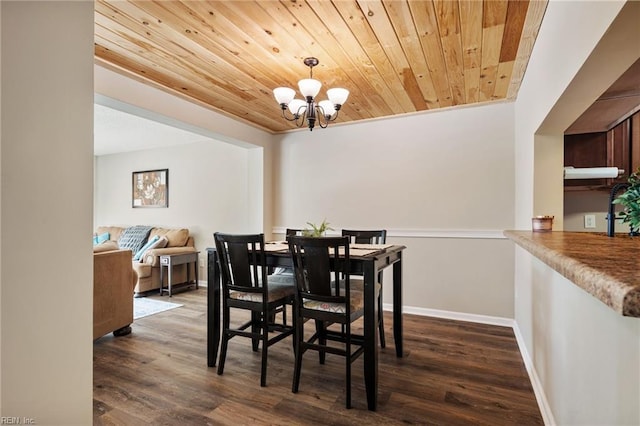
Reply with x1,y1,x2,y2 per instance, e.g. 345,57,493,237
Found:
206,240,406,411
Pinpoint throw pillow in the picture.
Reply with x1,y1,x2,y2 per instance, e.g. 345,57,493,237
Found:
93,232,110,246
153,235,168,249
118,225,154,254
96,226,124,242
133,235,168,262
133,235,160,261
150,228,189,247
137,235,169,263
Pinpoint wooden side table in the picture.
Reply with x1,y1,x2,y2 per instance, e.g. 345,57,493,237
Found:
159,251,199,296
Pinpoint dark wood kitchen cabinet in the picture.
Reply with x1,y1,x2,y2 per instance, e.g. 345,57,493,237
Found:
565,111,639,190
606,118,630,184
630,112,640,174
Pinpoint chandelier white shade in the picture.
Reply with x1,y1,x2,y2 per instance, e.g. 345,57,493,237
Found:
273,57,349,131
273,87,295,105
288,99,307,115
298,78,322,98
327,88,349,105
318,100,335,116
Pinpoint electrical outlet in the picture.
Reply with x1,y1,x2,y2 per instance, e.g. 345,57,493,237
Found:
584,214,596,229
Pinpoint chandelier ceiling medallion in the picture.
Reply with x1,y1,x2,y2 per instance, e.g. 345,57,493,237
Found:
273,57,349,131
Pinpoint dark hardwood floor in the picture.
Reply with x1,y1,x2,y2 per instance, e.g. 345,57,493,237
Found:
93,288,543,425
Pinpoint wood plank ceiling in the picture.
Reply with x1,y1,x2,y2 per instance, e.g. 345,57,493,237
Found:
95,0,548,134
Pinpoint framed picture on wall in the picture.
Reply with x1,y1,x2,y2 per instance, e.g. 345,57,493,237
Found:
132,169,169,208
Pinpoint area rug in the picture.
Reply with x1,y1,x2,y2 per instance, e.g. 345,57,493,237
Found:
134,297,183,320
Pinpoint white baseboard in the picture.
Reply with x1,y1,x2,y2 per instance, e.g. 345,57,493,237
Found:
389,304,554,425
385,304,515,327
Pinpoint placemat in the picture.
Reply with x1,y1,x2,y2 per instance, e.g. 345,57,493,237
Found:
263,242,289,252
260,242,393,256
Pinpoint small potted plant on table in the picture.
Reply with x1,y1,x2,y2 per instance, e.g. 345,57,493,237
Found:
302,219,333,237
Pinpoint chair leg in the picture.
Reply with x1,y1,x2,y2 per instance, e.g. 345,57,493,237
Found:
292,305,303,393
315,320,326,364
345,324,352,409
251,311,259,352
217,335,229,376
260,309,269,387
281,303,288,326
217,305,230,376
291,304,297,353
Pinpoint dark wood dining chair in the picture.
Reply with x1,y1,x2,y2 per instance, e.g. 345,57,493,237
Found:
270,228,302,276
286,228,303,236
213,232,296,387
342,229,388,348
288,235,365,409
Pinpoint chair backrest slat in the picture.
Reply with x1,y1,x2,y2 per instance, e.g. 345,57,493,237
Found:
304,245,332,297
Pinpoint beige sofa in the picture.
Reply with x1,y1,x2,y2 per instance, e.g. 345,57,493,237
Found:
93,247,137,340
95,226,197,296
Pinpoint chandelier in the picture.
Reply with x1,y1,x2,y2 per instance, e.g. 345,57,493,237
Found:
273,57,349,131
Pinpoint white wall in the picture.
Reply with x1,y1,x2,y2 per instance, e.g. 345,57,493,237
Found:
95,140,253,275
274,102,516,318
564,190,633,233
534,134,565,230
514,1,640,424
1,2,94,423
94,65,275,240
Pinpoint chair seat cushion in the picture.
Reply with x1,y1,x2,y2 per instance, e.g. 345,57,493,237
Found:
230,280,295,303
302,290,364,314
302,278,380,314
302,278,373,314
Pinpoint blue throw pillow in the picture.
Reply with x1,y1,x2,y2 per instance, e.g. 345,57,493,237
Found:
93,232,110,246
118,225,154,254
133,235,160,261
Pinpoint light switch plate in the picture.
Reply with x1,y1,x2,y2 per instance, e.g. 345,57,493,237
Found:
584,214,596,229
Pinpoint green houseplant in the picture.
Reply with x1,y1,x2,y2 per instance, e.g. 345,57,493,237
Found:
612,166,640,235
302,219,333,237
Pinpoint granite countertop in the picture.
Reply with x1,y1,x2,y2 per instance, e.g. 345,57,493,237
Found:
504,230,640,318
